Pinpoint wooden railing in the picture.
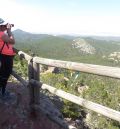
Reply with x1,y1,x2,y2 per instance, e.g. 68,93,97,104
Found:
12,50,120,123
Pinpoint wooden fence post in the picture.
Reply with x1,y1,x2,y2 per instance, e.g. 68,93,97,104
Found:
28,59,34,105
33,62,40,104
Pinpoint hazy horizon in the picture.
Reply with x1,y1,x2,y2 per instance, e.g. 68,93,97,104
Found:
13,29,120,38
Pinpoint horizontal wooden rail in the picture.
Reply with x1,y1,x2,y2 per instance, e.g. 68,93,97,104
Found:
15,50,120,79
33,56,120,79
12,70,28,86
41,83,120,122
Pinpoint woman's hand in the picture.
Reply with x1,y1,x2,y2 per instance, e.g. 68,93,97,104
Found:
6,23,12,31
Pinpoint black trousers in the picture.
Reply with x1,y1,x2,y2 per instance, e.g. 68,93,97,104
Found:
0,54,14,94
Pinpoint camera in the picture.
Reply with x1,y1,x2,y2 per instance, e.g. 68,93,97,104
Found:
7,24,14,27
10,24,14,27
1,24,14,28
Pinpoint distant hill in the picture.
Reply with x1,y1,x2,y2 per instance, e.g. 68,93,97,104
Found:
13,29,51,43
91,36,120,41
13,29,120,65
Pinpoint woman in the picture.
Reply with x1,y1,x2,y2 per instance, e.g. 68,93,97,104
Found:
0,18,15,98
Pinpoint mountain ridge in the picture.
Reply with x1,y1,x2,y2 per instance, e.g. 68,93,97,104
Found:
13,29,120,65
13,29,120,41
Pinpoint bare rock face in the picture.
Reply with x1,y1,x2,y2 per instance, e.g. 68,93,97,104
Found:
108,51,120,63
77,85,89,94
72,38,96,54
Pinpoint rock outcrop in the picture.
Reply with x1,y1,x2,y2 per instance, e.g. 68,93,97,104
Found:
72,38,96,54
0,82,66,129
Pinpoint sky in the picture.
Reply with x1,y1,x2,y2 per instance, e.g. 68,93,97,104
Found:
0,0,120,36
